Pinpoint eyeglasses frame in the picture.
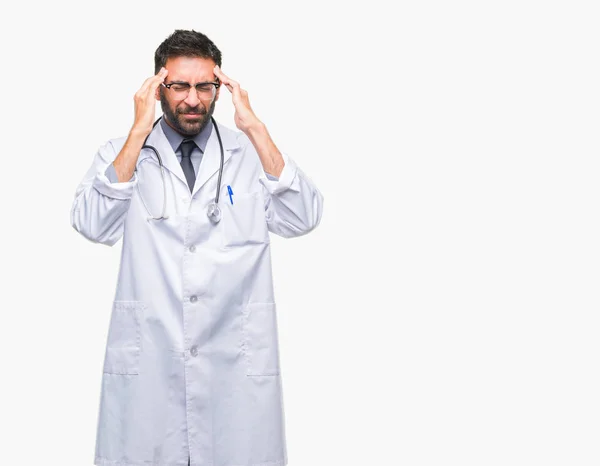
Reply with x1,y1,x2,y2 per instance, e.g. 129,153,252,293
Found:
161,79,221,99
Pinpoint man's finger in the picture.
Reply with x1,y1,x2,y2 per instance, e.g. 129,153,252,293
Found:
139,68,168,95
148,68,169,93
214,65,251,110
214,65,240,91
137,76,156,95
214,65,245,106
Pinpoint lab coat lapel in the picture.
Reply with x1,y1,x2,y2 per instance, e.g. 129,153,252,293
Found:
192,121,241,197
144,121,188,188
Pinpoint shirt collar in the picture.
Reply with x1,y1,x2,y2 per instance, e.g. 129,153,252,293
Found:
159,116,213,153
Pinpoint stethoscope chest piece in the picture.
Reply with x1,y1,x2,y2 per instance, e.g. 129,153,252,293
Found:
207,202,222,223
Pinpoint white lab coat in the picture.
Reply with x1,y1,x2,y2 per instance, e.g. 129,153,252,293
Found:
70,119,324,466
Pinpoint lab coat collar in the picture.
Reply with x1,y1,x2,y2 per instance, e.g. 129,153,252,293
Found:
160,117,213,154
144,117,241,196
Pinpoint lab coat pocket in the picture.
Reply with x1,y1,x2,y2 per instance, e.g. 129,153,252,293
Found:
103,301,145,375
242,302,280,376
221,191,270,248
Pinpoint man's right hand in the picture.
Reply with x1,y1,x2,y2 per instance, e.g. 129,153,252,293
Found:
132,67,169,136
111,68,169,183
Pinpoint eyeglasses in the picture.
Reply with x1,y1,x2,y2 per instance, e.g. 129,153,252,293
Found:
162,81,220,100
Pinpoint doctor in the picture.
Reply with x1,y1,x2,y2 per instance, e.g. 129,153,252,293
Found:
70,29,323,466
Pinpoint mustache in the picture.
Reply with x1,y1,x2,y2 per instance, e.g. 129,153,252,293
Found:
177,106,207,115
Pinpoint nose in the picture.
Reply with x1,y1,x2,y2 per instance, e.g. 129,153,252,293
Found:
183,87,201,107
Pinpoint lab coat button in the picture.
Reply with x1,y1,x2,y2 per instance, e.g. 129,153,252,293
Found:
189,245,196,252
190,295,198,303
190,345,198,357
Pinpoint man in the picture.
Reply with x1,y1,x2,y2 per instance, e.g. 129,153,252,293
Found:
70,29,323,466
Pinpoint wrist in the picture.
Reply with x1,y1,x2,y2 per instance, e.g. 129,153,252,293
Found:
245,120,266,139
129,126,151,142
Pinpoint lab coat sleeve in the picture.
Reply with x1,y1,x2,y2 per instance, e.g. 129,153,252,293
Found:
259,151,324,238
105,162,134,183
70,140,138,246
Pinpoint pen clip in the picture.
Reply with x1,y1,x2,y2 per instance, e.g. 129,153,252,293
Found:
227,185,234,204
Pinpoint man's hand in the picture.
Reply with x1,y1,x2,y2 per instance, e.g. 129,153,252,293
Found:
214,65,262,134
132,67,169,136
111,68,168,183
214,65,285,177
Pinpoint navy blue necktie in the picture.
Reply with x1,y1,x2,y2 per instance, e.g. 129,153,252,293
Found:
179,139,197,192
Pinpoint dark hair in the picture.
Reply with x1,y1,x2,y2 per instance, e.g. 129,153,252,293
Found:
154,29,222,74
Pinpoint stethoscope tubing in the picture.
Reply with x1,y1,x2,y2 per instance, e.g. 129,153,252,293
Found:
137,115,224,222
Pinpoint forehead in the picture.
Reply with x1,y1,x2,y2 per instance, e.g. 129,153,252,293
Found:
164,56,217,81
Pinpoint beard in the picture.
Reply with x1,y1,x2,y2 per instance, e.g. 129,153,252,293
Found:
159,88,216,137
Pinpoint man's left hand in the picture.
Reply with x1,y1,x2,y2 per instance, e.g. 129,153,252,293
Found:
214,65,262,134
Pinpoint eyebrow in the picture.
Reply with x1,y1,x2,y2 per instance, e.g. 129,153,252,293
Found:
168,78,217,84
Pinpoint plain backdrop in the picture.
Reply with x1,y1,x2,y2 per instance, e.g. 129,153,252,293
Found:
1,1,599,465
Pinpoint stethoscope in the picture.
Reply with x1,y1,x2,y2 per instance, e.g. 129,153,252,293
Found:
136,115,225,223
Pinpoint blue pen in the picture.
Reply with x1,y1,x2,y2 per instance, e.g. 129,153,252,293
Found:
227,185,234,205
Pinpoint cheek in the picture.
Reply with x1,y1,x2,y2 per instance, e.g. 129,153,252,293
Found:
172,100,186,112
